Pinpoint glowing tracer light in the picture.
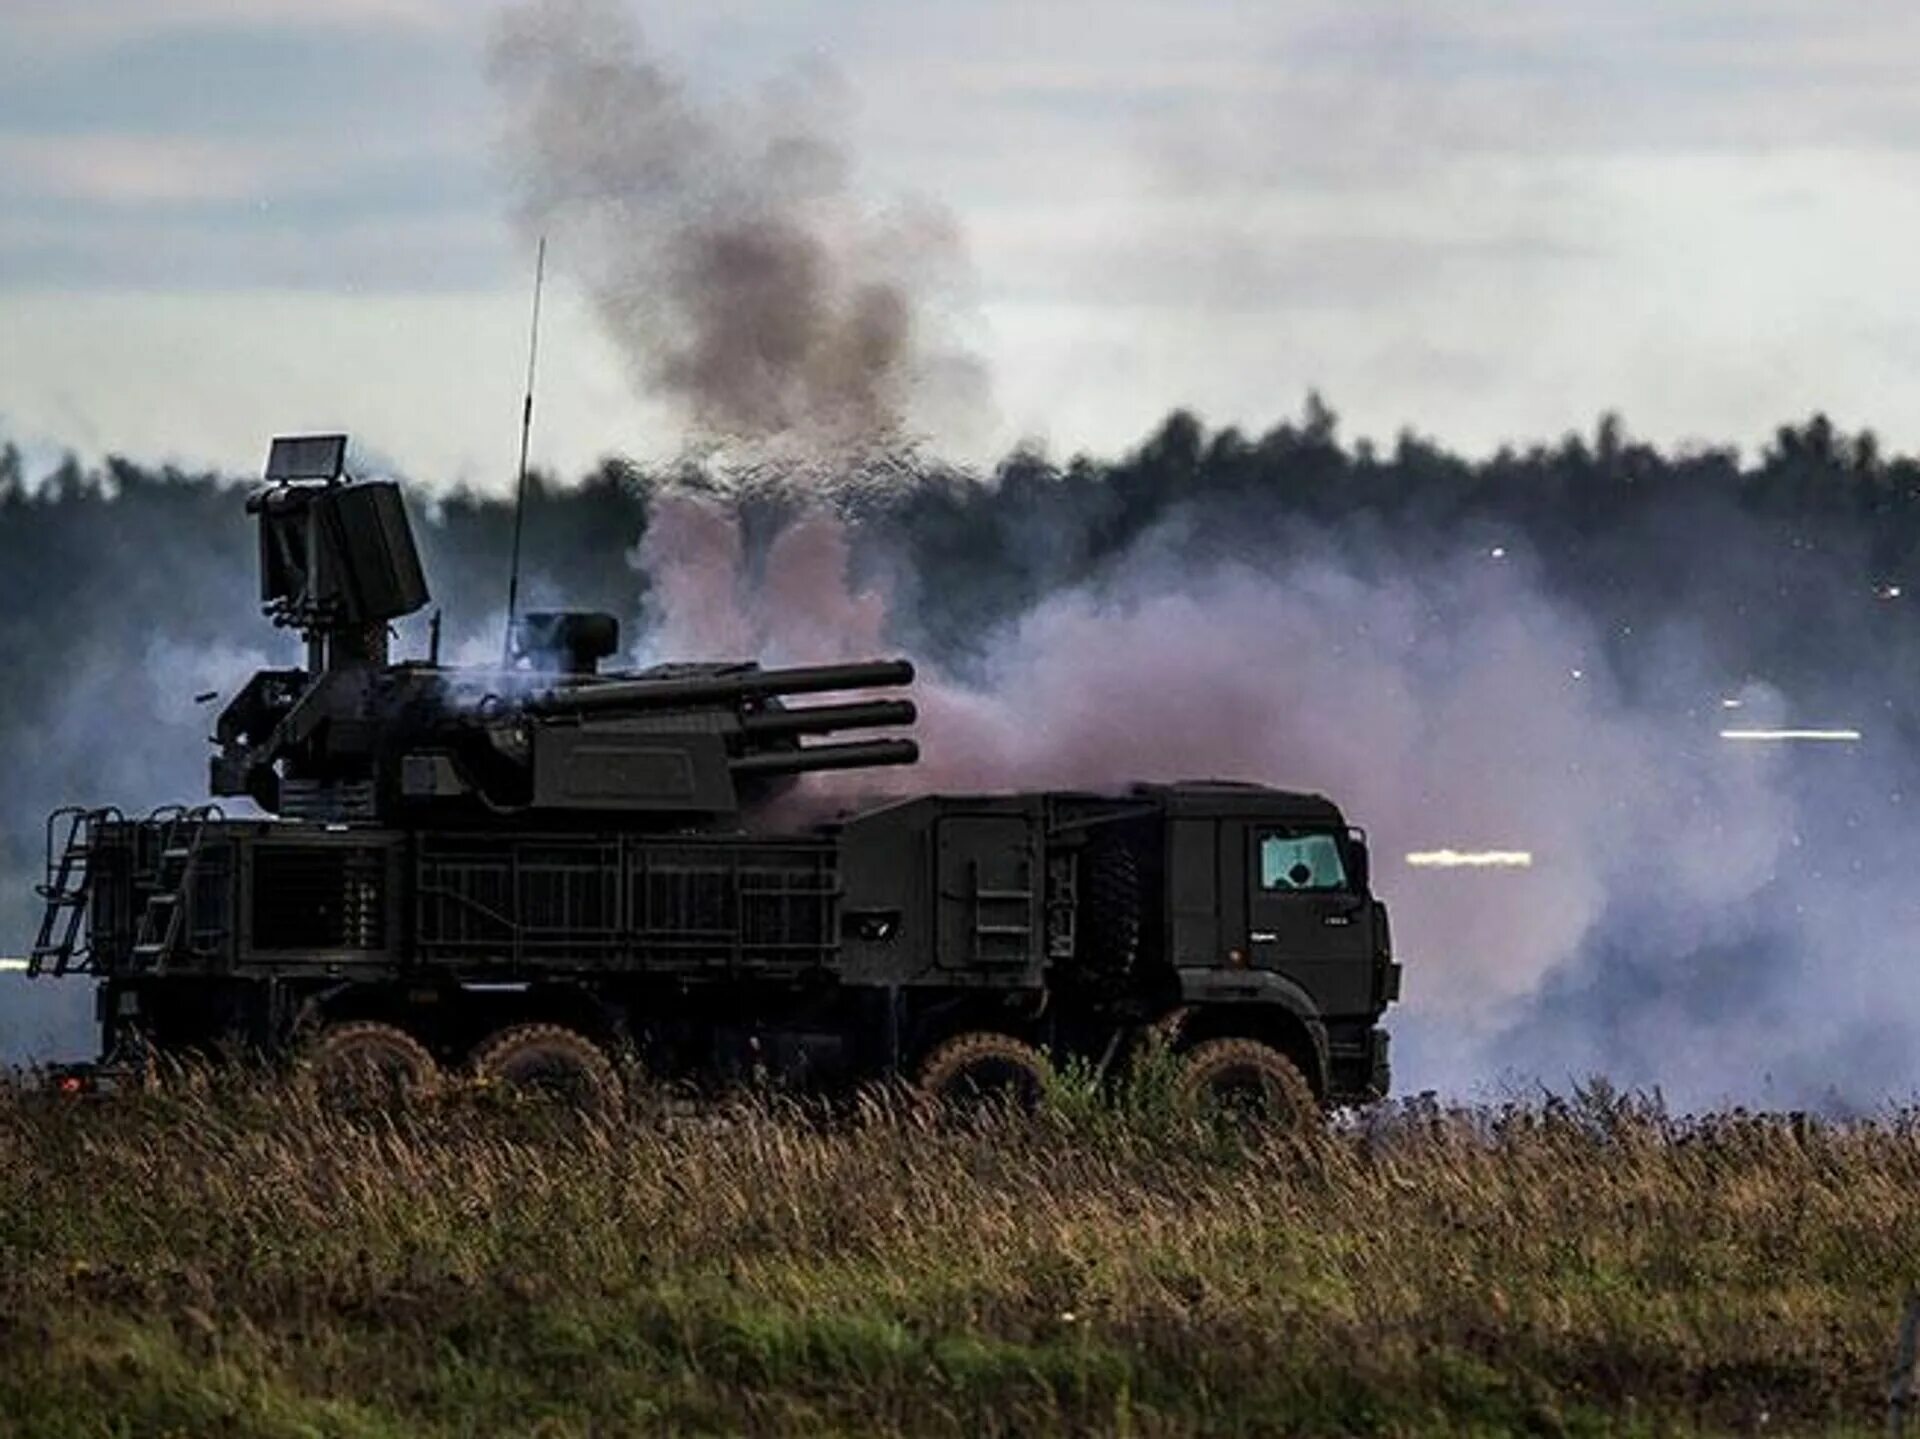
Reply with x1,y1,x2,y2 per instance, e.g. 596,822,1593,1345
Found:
1405,850,1534,869
1719,728,1862,743
0,958,28,972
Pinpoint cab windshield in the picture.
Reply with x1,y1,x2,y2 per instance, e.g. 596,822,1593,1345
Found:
1258,830,1349,892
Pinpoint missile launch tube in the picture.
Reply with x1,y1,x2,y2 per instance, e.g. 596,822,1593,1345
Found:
528,658,915,716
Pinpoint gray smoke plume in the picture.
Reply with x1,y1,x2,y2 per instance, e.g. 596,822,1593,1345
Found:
634,491,1911,1112
490,0,987,454
632,491,885,663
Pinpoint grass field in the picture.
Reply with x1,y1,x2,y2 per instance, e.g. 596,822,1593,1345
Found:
0,1072,1914,1437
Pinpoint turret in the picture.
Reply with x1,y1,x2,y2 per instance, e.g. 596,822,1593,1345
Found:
210,435,918,827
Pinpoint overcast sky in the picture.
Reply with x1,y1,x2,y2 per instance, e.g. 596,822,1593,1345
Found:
4,1,1920,488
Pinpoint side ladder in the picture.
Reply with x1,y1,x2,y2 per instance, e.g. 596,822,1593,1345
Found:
130,805,220,970
30,806,121,976
969,858,1036,966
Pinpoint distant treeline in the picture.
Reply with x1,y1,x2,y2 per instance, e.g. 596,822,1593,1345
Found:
4,399,1910,691
876,404,1919,684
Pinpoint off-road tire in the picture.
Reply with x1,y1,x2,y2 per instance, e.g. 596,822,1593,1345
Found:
1078,842,1143,986
1176,1038,1319,1130
915,1031,1052,1112
299,1021,440,1109
469,1023,621,1113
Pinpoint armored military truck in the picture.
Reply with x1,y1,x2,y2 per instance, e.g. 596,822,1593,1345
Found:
22,436,1400,1117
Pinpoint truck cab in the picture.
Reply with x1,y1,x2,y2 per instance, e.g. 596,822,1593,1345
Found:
1158,782,1397,1105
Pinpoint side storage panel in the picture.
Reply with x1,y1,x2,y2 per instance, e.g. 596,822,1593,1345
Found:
1166,817,1220,970
416,833,620,968
242,828,404,971
414,831,837,978
85,820,138,970
627,840,837,976
88,818,250,974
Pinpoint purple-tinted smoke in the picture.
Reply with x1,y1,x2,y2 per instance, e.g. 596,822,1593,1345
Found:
630,494,1914,1109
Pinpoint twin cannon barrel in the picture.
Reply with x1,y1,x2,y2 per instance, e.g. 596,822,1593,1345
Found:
525,658,921,781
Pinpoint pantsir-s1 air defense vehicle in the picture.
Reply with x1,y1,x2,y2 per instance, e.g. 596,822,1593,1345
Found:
20,436,1400,1117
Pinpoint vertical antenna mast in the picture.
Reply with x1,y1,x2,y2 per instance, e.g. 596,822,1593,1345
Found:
503,234,547,664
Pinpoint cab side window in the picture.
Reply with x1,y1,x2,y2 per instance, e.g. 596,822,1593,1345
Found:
1258,831,1348,892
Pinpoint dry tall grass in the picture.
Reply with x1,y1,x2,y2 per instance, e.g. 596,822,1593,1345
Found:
0,1074,1913,1436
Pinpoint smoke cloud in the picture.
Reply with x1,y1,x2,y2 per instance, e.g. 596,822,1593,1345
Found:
490,0,987,454
632,491,888,664
5,425,1918,1112
635,488,1909,1112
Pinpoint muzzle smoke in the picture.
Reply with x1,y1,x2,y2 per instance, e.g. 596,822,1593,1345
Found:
631,491,1915,1110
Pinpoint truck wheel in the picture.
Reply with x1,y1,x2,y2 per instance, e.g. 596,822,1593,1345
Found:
1177,1038,1319,1130
470,1024,621,1113
299,1021,440,1109
915,1032,1051,1112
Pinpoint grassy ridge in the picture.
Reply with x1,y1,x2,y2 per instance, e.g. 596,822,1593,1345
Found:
0,1078,1912,1437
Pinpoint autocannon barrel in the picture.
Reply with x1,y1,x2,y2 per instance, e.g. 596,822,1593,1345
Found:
740,699,917,739
729,738,920,777
528,658,916,716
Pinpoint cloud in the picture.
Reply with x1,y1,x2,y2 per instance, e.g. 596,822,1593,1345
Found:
0,16,500,288
6,0,469,47
12,0,1920,473
0,133,280,205
0,285,646,486
0,207,508,291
